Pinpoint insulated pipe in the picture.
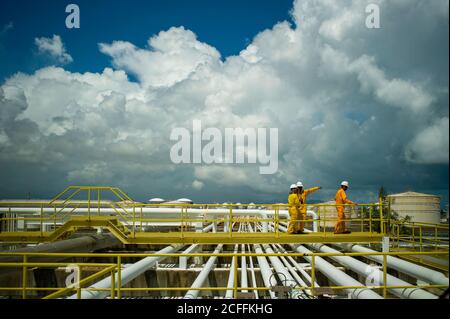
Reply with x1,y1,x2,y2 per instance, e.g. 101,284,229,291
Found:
271,244,312,297
0,234,121,274
273,243,320,289
268,223,320,287
68,244,184,299
225,245,239,299
248,224,276,298
290,244,383,299
184,244,224,299
247,244,259,299
307,243,438,299
261,243,304,299
341,244,449,287
253,243,277,299
241,244,248,293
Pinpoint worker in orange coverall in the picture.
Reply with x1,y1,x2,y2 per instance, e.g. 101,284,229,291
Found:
296,181,321,233
288,184,302,234
335,181,357,234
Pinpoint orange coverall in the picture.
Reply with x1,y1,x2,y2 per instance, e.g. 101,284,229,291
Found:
297,187,321,232
334,188,354,234
288,193,301,234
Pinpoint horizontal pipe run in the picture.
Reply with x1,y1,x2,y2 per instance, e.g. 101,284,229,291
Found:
184,244,224,299
67,244,183,299
307,243,437,299
342,244,449,287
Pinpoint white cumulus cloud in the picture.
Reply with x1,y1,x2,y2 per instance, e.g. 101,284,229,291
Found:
35,35,73,64
0,0,448,203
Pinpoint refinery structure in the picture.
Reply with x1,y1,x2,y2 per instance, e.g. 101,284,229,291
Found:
0,186,448,299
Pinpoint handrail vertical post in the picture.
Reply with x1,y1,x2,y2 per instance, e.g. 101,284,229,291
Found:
87,189,91,221
383,254,388,299
311,254,315,293
22,255,28,299
117,256,122,299
140,207,143,232
111,269,116,299
233,254,238,298
379,197,384,234
229,206,233,237
133,206,136,239
40,205,43,236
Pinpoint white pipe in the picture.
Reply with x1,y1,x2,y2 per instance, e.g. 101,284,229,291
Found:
247,244,259,299
271,244,312,297
68,244,184,299
248,224,276,298
241,244,248,293
273,243,320,289
184,244,223,299
342,244,449,287
290,244,383,299
307,210,319,232
179,244,199,269
308,243,437,299
261,243,304,299
225,245,239,299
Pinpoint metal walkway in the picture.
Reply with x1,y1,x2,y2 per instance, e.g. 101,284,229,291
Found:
0,216,384,244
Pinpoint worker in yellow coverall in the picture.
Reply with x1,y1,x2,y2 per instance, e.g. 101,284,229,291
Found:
296,181,321,233
335,181,356,234
288,184,302,234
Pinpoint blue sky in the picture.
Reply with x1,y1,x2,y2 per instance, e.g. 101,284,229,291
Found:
0,0,448,206
0,0,294,81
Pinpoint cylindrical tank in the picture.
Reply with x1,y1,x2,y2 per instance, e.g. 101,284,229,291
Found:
312,200,358,230
387,192,441,224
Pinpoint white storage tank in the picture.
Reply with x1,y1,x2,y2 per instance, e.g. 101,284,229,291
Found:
387,192,441,224
311,200,359,229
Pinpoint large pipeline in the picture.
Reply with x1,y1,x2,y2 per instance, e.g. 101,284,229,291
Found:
307,243,437,299
0,234,122,276
184,244,224,299
291,244,383,299
67,244,184,299
341,244,449,287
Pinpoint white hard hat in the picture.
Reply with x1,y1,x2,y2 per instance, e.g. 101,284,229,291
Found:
341,181,349,187
290,184,297,189
296,181,303,187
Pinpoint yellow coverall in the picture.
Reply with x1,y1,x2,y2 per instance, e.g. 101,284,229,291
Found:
297,187,321,232
288,193,301,234
334,188,354,234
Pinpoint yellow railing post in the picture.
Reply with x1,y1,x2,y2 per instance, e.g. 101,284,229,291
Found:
233,254,238,298
140,207,143,232
419,225,422,261
22,255,28,299
117,256,122,299
133,206,136,239
111,269,116,299
53,206,57,230
87,189,91,221
98,189,101,216
311,255,315,293
379,197,384,234
40,205,44,236
383,254,388,299
77,267,82,299
434,227,438,251
229,206,233,237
